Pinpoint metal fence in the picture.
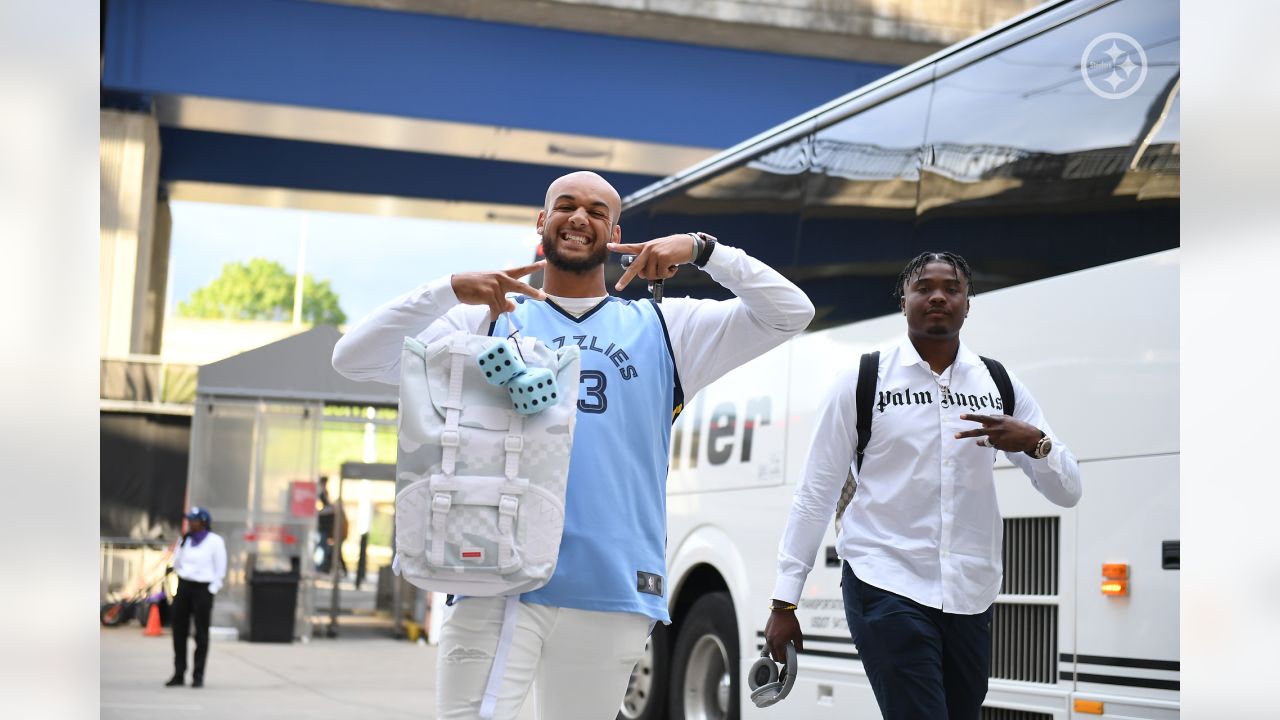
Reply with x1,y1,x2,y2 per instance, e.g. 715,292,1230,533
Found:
100,538,173,602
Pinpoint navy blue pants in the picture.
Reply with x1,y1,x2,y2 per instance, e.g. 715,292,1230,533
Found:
842,562,993,720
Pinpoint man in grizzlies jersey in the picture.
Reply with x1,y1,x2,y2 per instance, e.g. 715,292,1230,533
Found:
333,171,814,719
765,252,1081,720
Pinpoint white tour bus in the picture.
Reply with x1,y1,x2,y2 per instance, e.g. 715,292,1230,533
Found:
610,1,1180,719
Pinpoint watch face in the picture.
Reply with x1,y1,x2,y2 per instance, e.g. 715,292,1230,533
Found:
1037,437,1052,458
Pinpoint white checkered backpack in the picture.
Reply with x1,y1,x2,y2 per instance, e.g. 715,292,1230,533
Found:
392,327,580,597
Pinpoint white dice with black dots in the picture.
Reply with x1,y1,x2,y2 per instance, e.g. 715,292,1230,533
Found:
476,340,561,416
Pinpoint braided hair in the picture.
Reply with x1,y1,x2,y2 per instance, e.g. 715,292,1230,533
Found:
893,251,975,300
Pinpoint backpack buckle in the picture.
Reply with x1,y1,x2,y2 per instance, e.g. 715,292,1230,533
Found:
432,493,452,514
498,495,519,517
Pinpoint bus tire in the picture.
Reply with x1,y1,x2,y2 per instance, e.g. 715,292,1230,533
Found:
617,621,670,720
668,591,739,720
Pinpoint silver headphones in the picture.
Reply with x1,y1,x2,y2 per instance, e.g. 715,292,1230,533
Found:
748,642,797,708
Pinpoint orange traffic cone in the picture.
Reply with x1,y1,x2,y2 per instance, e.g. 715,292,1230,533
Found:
144,604,163,637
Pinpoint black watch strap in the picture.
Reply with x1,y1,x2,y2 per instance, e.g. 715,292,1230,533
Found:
692,232,717,268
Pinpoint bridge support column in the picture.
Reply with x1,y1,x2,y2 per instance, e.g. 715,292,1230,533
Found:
100,109,170,356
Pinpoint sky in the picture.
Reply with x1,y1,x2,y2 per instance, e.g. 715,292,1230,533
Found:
166,201,542,325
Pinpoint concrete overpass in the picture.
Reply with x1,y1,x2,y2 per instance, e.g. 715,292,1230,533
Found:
99,0,936,357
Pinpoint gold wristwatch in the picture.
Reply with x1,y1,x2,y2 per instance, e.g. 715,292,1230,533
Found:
1028,432,1052,459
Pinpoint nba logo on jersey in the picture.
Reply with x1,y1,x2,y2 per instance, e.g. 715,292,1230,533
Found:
637,571,664,597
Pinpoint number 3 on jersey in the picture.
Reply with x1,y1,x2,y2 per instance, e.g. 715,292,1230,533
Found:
578,370,607,414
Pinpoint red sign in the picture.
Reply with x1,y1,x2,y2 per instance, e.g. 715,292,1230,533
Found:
244,524,298,545
289,481,318,518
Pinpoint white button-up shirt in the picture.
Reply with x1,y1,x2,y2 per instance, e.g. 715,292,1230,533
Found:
773,336,1081,615
173,532,228,595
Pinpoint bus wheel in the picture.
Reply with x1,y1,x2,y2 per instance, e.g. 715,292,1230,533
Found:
669,591,738,720
617,621,669,720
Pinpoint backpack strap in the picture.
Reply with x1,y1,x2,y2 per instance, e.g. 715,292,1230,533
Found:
835,351,879,532
429,491,451,568
979,356,1015,417
497,413,524,572
479,595,522,719
854,351,880,472
440,339,470,476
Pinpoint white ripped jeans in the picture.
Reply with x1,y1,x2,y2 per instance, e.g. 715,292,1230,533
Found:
436,597,652,720
437,594,655,717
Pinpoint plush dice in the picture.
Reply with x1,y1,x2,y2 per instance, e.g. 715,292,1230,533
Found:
476,340,525,386
505,367,560,416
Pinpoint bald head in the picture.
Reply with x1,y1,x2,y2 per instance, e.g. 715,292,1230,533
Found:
537,170,621,278
544,171,622,223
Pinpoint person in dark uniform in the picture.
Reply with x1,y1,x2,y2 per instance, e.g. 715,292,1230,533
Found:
166,507,227,688
315,477,348,576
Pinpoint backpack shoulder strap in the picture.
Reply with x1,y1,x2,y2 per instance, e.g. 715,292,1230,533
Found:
979,356,1015,417
836,351,880,533
854,351,880,472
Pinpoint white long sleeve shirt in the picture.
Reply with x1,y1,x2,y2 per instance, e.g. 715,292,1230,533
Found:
773,336,1081,615
172,533,228,594
331,243,815,400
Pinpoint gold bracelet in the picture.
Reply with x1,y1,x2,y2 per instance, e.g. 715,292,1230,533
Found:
769,601,798,611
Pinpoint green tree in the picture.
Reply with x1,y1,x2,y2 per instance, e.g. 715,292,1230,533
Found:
178,257,347,325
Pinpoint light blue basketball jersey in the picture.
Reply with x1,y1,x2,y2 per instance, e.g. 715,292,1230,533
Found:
490,296,682,622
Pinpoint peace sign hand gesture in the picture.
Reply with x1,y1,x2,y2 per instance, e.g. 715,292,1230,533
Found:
955,413,1042,453
451,260,548,320
608,235,697,291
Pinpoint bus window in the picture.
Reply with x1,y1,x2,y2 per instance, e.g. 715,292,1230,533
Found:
916,0,1180,288
798,85,933,329
616,134,811,302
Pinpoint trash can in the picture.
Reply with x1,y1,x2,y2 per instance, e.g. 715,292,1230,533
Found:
248,560,300,643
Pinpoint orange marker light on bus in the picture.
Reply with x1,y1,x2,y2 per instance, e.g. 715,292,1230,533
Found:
1101,580,1128,596
1102,563,1129,579
1074,699,1105,714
